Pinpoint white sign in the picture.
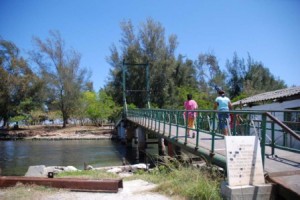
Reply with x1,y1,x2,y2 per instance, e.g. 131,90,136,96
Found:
225,136,265,186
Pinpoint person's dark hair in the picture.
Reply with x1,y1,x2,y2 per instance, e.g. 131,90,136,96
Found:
218,90,225,96
187,94,192,100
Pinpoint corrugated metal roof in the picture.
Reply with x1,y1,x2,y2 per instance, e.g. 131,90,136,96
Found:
232,86,300,106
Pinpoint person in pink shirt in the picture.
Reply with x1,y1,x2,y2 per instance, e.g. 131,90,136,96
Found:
184,94,198,138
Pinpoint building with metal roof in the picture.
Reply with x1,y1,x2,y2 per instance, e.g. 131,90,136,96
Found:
232,87,300,151
232,86,300,110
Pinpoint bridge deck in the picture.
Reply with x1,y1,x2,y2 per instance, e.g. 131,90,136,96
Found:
128,117,300,197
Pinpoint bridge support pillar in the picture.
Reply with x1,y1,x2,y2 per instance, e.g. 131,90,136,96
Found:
125,126,135,147
118,122,126,143
133,127,146,161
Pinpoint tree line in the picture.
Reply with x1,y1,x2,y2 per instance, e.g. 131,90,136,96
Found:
106,18,286,110
0,31,118,128
0,19,286,128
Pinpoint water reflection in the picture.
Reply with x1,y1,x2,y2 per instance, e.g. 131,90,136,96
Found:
0,140,156,176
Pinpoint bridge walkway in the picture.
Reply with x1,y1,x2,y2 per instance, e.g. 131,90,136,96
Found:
127,116,300,198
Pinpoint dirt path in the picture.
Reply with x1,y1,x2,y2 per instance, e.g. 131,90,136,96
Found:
42,180,171,200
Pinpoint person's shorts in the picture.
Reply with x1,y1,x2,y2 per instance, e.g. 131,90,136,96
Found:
188,117,195,129
218,113,229,129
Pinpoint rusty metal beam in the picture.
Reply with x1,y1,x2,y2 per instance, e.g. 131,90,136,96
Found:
0,176,123,193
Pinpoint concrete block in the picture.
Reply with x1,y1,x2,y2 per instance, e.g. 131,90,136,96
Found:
221,181,274,200
25,165,46,177
225,136,265,186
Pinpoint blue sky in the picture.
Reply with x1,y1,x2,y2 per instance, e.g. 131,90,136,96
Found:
1,0,299,91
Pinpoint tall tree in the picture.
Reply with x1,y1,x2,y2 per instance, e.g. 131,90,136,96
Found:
165,55,198,108
0,39,43,127
226,53,286,100
31,31,90,127
195,53,227,99
172,55,197,88
226,52,246,99
106,18,181,108
244,60,286,96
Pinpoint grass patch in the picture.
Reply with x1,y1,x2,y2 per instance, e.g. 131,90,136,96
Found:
130,156,224,200
136,166,223,200
56,169,120,179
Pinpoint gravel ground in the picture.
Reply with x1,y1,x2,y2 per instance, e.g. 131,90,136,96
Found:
42,180,172,200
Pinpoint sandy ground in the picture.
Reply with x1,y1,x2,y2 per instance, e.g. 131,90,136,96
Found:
42,179,171,200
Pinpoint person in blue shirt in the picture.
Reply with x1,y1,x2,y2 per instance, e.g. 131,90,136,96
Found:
214,89,232,136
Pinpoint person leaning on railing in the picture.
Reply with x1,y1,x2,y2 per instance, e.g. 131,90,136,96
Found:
184,93,198,138
214,89,232,136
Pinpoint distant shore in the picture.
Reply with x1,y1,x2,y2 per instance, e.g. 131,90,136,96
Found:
0,125,115,140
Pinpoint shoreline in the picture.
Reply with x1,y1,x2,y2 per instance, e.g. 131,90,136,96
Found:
0,135,115,141
0,137,114,141
0,125,116,141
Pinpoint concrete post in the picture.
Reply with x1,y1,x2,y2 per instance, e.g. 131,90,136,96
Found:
158,137,166,156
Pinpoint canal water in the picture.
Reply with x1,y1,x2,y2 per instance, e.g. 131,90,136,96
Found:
0,140,158,176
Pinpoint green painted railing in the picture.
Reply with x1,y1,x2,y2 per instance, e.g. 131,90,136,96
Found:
125,109,300,166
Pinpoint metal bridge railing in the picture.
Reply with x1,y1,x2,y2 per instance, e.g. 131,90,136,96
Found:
126,109,300,165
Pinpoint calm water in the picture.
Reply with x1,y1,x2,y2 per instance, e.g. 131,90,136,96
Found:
0,140,157,176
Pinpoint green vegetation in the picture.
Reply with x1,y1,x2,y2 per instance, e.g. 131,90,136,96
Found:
0,39,44,128
130,157,224,200
56,169,120,179
133,166,223,200
75,90,121,126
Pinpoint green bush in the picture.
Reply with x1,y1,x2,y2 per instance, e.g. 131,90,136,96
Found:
131,156,224,200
